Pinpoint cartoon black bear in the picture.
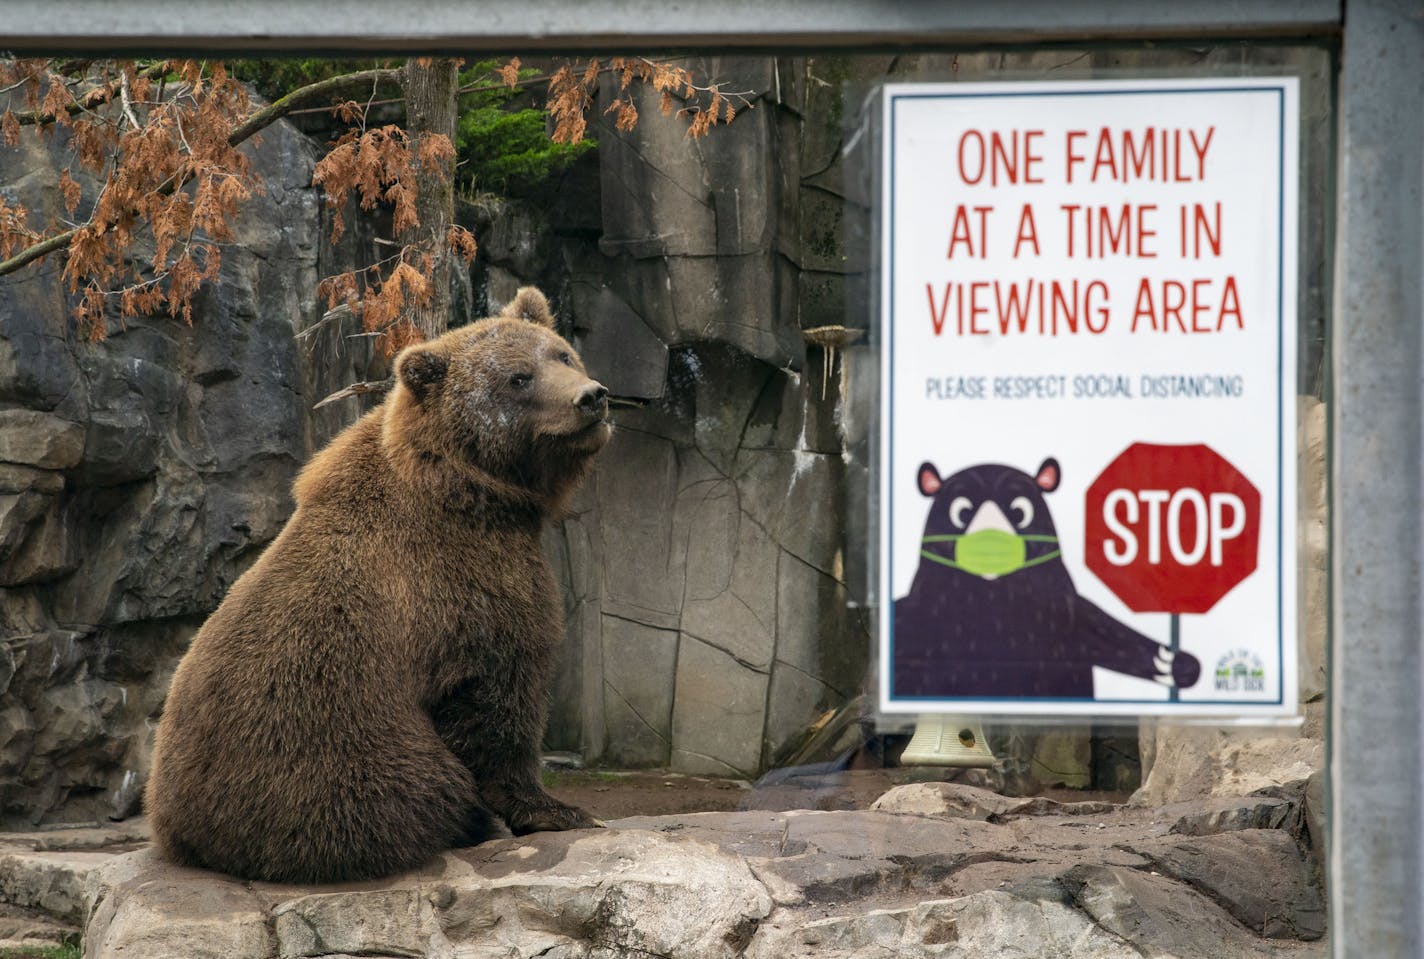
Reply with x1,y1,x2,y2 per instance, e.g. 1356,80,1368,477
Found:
892,457,1201,699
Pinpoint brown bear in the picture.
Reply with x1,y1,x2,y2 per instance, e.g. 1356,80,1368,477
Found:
145,288,611,883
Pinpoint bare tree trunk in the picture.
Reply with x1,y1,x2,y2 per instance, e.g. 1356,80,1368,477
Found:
401,58,461,339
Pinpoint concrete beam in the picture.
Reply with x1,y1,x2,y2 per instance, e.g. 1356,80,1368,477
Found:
0,0,1340,54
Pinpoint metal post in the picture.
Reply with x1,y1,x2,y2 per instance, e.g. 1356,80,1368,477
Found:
1169,613,1180,703
1331,1,1424,954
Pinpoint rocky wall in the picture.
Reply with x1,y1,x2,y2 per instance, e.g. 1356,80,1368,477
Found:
0,102,322,825
529,56,872,776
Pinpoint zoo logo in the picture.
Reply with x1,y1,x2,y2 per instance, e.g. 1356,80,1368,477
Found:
1214,649,1266,693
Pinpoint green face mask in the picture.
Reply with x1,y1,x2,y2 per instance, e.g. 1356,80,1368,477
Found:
921,531,1059,579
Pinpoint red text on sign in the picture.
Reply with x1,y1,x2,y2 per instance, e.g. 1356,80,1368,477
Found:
1130,276,1243,332
925,279,1110,336
946,205,993,258
1061,204,1158,258
1179,203,1223,258
1064,126,1216,184
956,129,1046,185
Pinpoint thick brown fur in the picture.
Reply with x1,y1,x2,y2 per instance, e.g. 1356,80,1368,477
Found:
146,288,611,883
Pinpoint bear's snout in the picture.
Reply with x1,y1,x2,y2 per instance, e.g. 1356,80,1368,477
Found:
575,382,609,419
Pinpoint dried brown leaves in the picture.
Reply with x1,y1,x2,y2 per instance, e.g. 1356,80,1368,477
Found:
317,250,430,358
313,222,478,358
0,196,32,259
1,58,259,340
604,56,747,140
447,224,478,265
497,57,522,89
546,63,595,145
539,55,749,144
312,125,455,244
308,100,473,355
2,53,747,349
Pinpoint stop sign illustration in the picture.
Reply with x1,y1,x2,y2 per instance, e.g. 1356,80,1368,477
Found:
1085,443,1261,615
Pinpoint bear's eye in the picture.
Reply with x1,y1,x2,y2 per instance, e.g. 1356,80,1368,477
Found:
949,496,973,528
509,373,532,388
1009,495,1034,529
559,351,573,366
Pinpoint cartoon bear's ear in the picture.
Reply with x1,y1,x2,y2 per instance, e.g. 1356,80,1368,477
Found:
501,287,555,328
918,462,943,497
395,345,449,402
1035,457,1061,492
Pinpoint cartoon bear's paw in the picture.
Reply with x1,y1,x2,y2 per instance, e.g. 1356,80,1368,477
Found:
1173,650,1202,688
1151,648,1176,685
1152,647,1202,689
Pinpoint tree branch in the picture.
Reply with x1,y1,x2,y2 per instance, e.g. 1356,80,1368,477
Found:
118,69,140,130
7,60,169,127
0,66,402,279
313,378,392,409
0,228,77,276
226,68,400,146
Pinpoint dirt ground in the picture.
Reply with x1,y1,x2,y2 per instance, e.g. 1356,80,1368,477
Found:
543,768,1135,821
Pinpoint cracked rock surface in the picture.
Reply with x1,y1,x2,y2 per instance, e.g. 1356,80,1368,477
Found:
0,782,1324,958
0,92,324,828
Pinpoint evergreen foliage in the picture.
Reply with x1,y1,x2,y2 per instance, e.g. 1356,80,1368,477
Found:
230,59,594,198
455,61,594,198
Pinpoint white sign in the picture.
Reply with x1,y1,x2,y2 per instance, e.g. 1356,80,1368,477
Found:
879,78,1299,718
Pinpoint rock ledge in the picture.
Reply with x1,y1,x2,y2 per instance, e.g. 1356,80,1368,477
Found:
0,783,1327,958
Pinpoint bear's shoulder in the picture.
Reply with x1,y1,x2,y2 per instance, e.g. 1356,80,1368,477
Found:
293,410,391,508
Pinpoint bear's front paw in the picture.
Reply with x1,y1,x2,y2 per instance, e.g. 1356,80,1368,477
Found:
506,799,602,836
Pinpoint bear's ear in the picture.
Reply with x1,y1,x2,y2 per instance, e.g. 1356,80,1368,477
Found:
395,344,449,402
918,462,943,497
501,287,555,328
1035,457,1061,492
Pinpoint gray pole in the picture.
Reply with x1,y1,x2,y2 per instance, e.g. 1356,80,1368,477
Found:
1331,1,1424,955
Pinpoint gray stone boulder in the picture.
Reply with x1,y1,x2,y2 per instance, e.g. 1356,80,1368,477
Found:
79,829,773,959
870,782,1119,822
0,411,85,471
1060,865,1322,959
745,892,1141,959
1130,830,1326,940
1132,728,1323,808
1158,793,1296,837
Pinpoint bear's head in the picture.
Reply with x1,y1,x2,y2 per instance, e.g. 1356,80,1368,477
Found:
385,287,611,510
916,458,1062,581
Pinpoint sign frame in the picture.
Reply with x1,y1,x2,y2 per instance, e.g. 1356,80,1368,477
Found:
876,76,1301,719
